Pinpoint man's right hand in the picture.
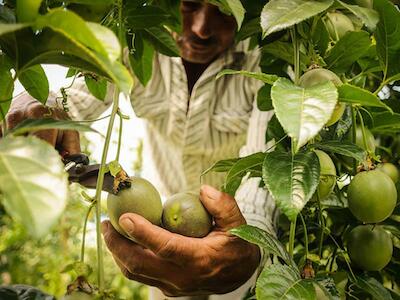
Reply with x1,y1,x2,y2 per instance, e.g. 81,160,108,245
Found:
1,93,81,155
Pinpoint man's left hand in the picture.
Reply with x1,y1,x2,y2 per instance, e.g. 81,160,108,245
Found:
101,185,260,297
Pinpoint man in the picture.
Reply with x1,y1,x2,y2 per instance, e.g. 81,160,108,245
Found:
4,1,277,299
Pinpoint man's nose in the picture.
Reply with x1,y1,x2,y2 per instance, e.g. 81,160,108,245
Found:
191,7,213,39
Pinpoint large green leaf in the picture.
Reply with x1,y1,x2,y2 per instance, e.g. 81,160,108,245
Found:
354,276,393,300
311,141,366,162
338,0,379,30
370,112,400,133
230,225,294,267
86,22,121,62
256,264,316,300
0,54,14,121
18,64,49,104
235,17,261,42
261,0,334,37
0,136,68,238
8,118,100,136
201,158,239,175
338,84,392,111
374,0,400,78
130,33,155,86
143,26,180,57
216,69,278,85
271,78,338,151
325,31,371,74
263,150,320,221
125,6,171,30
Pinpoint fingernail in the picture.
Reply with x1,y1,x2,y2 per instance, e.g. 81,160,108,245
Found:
201,185,221,200
119,217,135,236
101,221,109,234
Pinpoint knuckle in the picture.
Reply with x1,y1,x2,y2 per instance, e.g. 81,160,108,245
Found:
155,238,178,259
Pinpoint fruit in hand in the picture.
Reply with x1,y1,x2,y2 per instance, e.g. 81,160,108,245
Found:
107,177,162,240
162,192,212,238
347,170,397,223
325,11,355,41
377,163,399,184
315,150,337,200
62,292,94,300
299,68,345,126
347,225,393,271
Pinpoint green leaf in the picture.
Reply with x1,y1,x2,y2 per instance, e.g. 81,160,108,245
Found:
224,152,265,195
262,41,310,71
263,150,320,221
0,23,29,36
374,0,400,78
84,75,107,101
230,225,294,267
354,276,393,300
325,31,371,73
370,112,400,132
201,158,239,175
261,0,334,37
338,84,392,111
271,78,338,151
315,277,340,300
65,0,113,4
311,141,366,162
126,6,171,30
257,84,273,111
108,160,122,177
130,34,155,86
18,65,49,104
337,0,379,30
8,118,100,136
143,26,180,57
0,136,68,238
256,264,316,299
208,0,245,29
86,22,121,62
235,17,261,42
0,54,14,121
216,69,278,85
35,9,108,58
66,68,78,78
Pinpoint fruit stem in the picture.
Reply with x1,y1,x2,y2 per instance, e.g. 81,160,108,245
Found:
351,106,358,174
94,87,120,293
299,213,309,258
116,110,123,161
81,202,95,263
316,192,325,258
289,215,297,258
356,109,370,156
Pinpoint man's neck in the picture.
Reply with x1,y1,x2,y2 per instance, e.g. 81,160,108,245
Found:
182,59,211,95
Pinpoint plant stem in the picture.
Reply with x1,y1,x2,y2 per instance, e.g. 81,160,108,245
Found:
81,202,95,262
289,215,297,258
290,27,300,84
351,106,358,174
316,192,325,258
116,110,123,161
94,87,120,293
299,213,309,258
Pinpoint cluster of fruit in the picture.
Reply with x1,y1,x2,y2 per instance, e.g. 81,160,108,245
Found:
107,177,213,240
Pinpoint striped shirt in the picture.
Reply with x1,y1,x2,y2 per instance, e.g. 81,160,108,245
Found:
64,41,277,234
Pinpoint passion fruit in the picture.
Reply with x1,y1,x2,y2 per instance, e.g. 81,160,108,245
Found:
107,177,162,240
325,12,355,41
347,170,397,223
162,192,212,238
377,163,399,184
354,126,376,153
315,150,337,200
299,68,345,126
347,225,393,271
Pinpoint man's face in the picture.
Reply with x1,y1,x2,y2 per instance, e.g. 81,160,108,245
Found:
178,0,237,64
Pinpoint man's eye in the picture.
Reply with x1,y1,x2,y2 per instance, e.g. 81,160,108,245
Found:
181,1,202,12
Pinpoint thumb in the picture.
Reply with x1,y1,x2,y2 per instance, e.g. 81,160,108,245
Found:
200,185,246,231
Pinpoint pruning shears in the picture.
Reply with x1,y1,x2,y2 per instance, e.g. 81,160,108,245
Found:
63,153,131,194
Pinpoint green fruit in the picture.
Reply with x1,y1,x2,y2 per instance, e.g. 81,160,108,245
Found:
107,177,162,240
325,12,355,41
347,170,397,223
16,0,42,22
354,126,376,153
299,68,345,126
347,225,393,271
162,192,212,238
315,150,337,200
377,163,399,184
68,3,111,22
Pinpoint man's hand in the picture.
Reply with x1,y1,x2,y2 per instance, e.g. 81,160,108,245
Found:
1,93,80,155
101,185,260,297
